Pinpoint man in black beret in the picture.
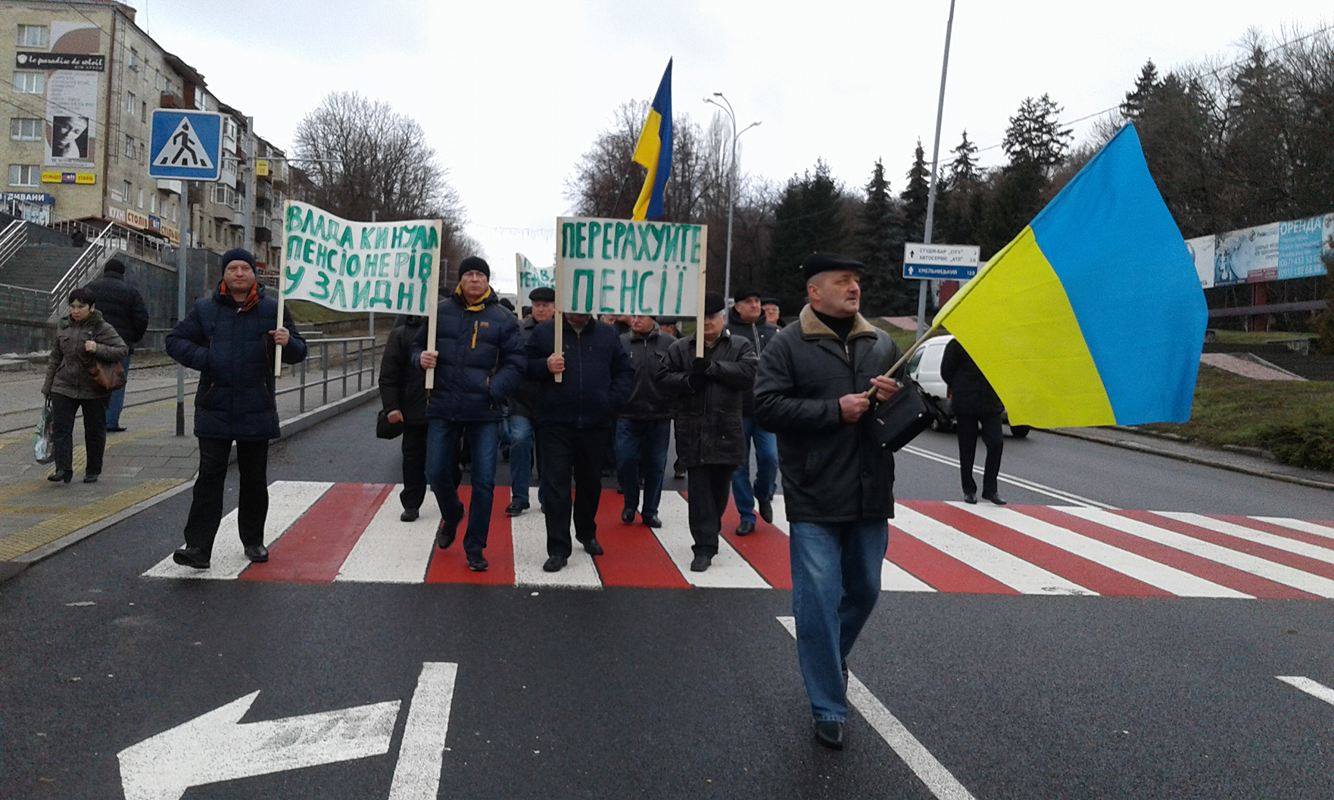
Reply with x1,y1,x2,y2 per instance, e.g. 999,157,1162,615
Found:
762,297,783,328
726,286,780,535
754,252,902,750
503,285,557,516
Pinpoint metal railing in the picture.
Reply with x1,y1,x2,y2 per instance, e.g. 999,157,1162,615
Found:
0,218,28,270
48,222,116,316
47,218,176,265
276,336,383,415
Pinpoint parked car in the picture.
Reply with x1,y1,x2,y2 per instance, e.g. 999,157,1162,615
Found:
906,334,1031,438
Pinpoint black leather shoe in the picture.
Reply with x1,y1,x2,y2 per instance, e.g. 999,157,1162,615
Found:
642,514,662,528
106,426,127,433
467,555,489,572
244,544,269,563
82,473,99,484
582,538,604,556
620,508,635,524
436,517,459,549
48,469,73,483
814,720,844,750
758,497,774,524
736,519,756,536
964,492,977,504
172,546,210,569
690,553,711,572
400,508,419,522
505,501,529,517
542,556,566,573
982,492,1008,506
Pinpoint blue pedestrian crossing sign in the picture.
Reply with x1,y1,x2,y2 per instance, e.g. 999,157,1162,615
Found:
148,110,223,181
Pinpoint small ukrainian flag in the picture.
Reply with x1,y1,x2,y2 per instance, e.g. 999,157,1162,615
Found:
632,59,673,222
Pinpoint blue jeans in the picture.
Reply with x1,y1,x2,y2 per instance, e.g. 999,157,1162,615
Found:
105,353,132,429
426,419,500,556
615,418,670,516
504,414,535,505
790,519,889,722
731,417,778,523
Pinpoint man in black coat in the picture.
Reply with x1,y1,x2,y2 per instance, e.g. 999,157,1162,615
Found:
524,312,633,573
659,292,757,571
378,315,429,521
165,248,306,569
941,336,1007,505
616,313,675,528
726,287,780,534
416,257,524,572
503,286,556,516
86,258,148,433
755,253,901,751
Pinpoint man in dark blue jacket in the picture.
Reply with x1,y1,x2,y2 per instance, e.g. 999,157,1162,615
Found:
165,248,306,569
416,257,523,572
524,312,633,572
86,258,148,433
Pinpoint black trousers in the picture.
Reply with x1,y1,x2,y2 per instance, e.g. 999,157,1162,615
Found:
49,392,107,475
183,437,270,554
955,413,1003,496
539,424,610,558
400,423,428,512
687,464,735,556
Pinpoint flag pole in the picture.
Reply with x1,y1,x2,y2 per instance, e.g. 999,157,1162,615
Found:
694,225,708,358
273,199,289,378
553,243,564,384
865,322,941,399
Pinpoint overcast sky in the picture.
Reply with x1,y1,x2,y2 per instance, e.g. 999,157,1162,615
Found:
125,0,1329,293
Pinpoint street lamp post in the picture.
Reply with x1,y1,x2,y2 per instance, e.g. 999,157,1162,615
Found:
704,93,759,302
915,0,958,337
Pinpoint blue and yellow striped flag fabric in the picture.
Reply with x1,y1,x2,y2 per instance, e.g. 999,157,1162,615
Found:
933,124,1207,428
632,59,673,222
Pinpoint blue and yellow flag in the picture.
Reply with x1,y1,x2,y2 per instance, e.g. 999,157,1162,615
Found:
933,124,1206,427
632,59,673,221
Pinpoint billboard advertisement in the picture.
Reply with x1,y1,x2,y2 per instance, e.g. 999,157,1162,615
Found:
1187,212,1333,289
41,22,102,171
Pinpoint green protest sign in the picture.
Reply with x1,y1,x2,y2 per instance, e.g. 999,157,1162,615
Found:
555,216,706,316
515,252,554,308
281,200,441,316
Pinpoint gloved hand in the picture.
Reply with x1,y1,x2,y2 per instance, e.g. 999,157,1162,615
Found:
687,357,708,393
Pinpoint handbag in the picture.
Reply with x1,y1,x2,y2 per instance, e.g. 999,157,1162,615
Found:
868,379,934,452
33,399,55,464
376,409,405,440
87,358,126,392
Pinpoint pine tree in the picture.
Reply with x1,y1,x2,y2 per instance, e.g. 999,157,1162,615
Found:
900,140,930,245
947,130,980,185
1002,94,1072,171
1120,60,1160,119
764,160,850,308
856,158,910,315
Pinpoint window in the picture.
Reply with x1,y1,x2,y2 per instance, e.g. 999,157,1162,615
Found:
128,47,139,71
13,71,43,94
169,202,177,222
149,192,158,214
137,188,144,209
140,100,147,123
124,134,135,158
9,118,41,141
8,164,39,186
119,180,131,202
17,25,48,48
125,91,136,115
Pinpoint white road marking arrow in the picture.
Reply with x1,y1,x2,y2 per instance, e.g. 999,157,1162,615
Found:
117,690,401,800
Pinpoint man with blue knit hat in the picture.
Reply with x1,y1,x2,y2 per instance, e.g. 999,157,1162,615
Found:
166,248,307,569
755,252,902,751
416,256,524,572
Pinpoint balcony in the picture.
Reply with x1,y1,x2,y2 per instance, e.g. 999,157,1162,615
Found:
255,225,272,244
155,179,182,195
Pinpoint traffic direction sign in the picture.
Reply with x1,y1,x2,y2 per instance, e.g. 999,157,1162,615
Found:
904,242,980,280
148,110,223,181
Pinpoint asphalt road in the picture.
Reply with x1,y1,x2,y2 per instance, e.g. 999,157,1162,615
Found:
1,404,1330,799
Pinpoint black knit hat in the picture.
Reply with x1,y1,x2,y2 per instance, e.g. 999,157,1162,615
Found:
801,252,863,282
458,255,490,278
529,286,555,302
732,287,761,302
103,257,126,275
220,248,257,271
704,291,726,315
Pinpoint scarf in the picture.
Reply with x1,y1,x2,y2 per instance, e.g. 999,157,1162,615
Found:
218,280,260,312
454,284,492,312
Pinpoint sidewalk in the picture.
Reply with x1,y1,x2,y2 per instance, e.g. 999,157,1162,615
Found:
1050,426,1334,491
0,358,379,574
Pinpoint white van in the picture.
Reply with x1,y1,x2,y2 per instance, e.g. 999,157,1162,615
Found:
906,334,1031,438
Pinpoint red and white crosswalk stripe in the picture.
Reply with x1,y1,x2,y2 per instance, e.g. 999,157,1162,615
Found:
142,481,1334,600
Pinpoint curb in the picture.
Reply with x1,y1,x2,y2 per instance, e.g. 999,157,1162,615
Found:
0,387,379,580
1046,428,1334,492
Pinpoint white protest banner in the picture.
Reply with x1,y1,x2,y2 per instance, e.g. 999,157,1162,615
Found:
515,253,555,308
276,199,442,380
554,216,706,317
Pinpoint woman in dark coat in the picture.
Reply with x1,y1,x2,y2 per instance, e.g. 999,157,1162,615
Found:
41,287,129,483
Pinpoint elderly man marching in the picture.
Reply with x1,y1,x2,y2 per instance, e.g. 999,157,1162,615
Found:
659,292,757,571
616,313,676,528
754,253,902,751
416,256,524,572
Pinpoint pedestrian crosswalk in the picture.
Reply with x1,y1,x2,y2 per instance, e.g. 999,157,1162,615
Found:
142,481,1334,599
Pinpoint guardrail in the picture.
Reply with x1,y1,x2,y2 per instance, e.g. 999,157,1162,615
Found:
48,222,116,316
48,219,175,265
0,218,28,270
277,336,383,414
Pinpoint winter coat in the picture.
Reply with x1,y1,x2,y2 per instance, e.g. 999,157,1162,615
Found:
508,316,542,419
85,272,148,350
658,331,756,468
725,308,778,417
940,338,1003,417
166,286,307,441
378,316,428,426
524,317,633,429
754,305,903,523
412,291,523,423
619,325,676,420
43,310,129,400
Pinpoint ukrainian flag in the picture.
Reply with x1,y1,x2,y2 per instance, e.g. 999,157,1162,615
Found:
933,124,1206,427
632,59,673,221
